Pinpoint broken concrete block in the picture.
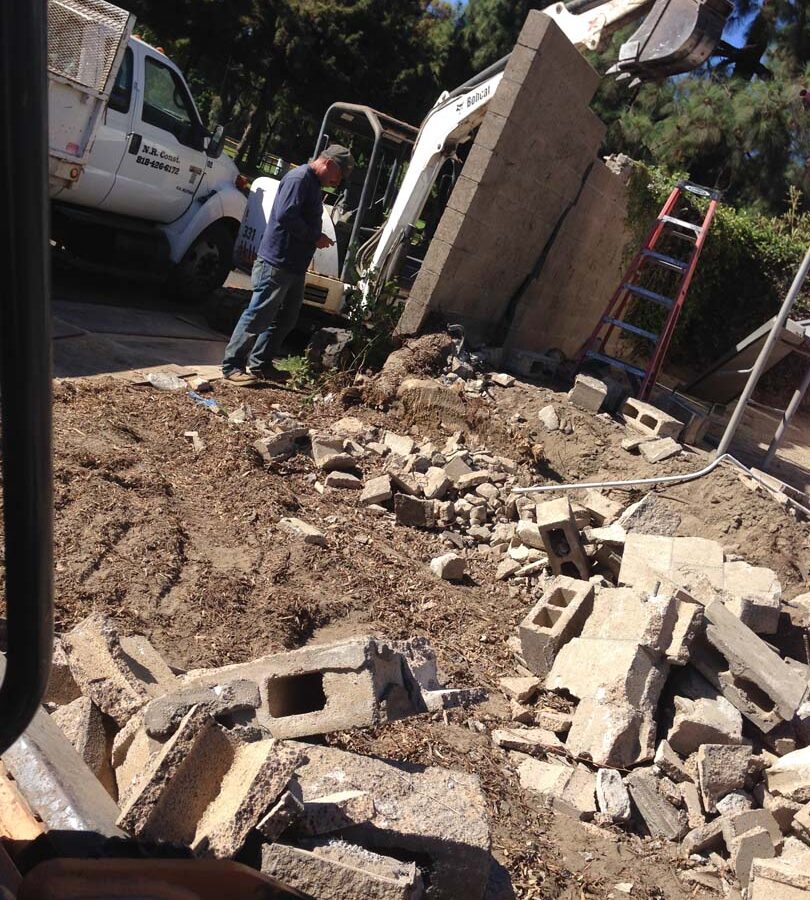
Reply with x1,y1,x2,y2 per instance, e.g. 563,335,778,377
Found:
518,757,597,820
254,427,309,461
261,841,424,900
492,727,564,753
51,696,116,798
534,708,572,736
749,859,810,900
423,467,451,501
580,490,623,526
568,374,607,412
443,455,473,485
360,475,393,506
279,517,328,547
430,553,466,582
143,679,260,739
625,770,687,841
755,786,802,834
256,786,305,842
667,696,743,756
618,534,724,601
538,405,560,431
311,436,357,472
119,706,301,857
384,432,416,458
682,817,726,856
617,492,681,537
456,470,494,492
792,803,810,845
534,498,590,580
639,437,682,463
300,790,376,836
510,699,534,724
325,471,364,489
596,769,631,823
515,521,545,550
490,372,515,387
716,790,754,815
694,601,807,733
496,558,521,581
697,744,752,813
721,560,781,635
394,495,435,528
518,576,594,678
767,747,810,804
44,638,82,706
294,743,490,899
729,826,776,889
665,595,704,665
499,677,541,704
654,740,693,784
115,722,161,805
62,614,176,727
680,782,705,829
622,398,683,440
580,587,677,653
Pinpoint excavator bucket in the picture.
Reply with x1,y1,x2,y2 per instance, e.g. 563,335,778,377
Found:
609,0,733,79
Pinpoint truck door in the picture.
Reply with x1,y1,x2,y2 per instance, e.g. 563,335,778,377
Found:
100,50,208,223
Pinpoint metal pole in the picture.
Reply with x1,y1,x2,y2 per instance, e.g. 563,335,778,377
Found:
715,246,810,457
762,354,810,470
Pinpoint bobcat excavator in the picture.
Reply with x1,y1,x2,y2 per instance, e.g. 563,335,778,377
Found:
2,0,735,897
234,0,737,313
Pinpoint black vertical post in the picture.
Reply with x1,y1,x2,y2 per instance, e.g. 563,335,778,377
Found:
0,0,54,753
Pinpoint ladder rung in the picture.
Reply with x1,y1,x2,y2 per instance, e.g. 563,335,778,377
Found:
641,249,689,272
623,283,674,309
660,215,702,236
603,317,658,342
585,351,646,378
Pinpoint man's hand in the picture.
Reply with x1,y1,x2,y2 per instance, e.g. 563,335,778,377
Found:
315,233,334,250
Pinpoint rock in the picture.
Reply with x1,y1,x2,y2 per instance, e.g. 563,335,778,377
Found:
716,790,754,815
639,437,682,463
499,677,541,704
667,696,744,756
424,467,451,501
311,436,357,472
596,769,631,823
325,471,364,489
384,431,416,457
279,517,328,547
496,558,521,581
697,744,752,813
568,375,608,412
537,405,560,431
430,553,466,582
394,495,435,528
490,373,515,387
360,475,394,506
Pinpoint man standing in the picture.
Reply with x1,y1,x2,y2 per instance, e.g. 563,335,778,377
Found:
222,144,355,383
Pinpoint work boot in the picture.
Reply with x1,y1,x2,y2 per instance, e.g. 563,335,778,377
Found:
223,370,258,385
249,364,289,382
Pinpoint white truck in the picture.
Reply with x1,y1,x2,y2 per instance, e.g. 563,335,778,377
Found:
48,0,247,299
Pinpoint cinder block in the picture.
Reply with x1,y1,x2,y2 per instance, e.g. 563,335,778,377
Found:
622,398,683,440
261,841,424,900
518,576,594,678
534,498,590,580
62,613,177,727
256,786,304,842
579,587,677,653
51,696,116,799
694,602,807,733
294,743,490,899
721,560,782,635
568,375,608,412
299,790,375,835
44,637,82,706
143,679,260,739
118,705,301,857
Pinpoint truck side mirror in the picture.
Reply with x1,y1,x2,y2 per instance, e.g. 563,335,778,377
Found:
206,125,226,159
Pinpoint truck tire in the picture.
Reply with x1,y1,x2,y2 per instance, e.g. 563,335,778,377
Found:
170,222,235,302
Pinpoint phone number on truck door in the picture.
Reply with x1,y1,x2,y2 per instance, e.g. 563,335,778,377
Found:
135,155,180,175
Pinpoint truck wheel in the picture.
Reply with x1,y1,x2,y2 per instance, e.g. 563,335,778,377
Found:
170,223,235,302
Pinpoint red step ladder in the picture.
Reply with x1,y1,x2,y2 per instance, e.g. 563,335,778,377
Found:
578,180,720,400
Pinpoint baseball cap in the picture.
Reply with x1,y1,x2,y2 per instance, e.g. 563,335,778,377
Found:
321,144,356,177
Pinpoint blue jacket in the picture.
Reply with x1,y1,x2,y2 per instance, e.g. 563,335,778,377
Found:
258,166,323,274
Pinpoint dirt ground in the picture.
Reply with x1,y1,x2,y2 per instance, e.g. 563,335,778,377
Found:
2,364,809,899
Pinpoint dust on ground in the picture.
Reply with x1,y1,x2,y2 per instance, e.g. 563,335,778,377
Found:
1,366,808,899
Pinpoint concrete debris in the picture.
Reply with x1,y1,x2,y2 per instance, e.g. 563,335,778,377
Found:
499,676,541,704
254,425,309,461
311,436,358,472
490,373,515,387
617,493,682,537
625,770,688,841
279,517,328,547
492,727,564,753
749,858,810,900
622,398,683,441
62,613,176,727
261,841,425,900
767,747,810,804
517,757,597,821
430,553,466,582
717,790,755,815
721,560,782,635
44,637,82,706
579,587,677,654
534,498,590,580
580,490,623,526
639,437,683,463
538,404,560,431
534,708,573,736
568,374,607,412
361,474,394,506
596,768,631,823
654,739,693,784
730,826,776,888
299,790,376,836
325,471,364,489
255,786,305,842
384,431,416,458
394,495,435,528
697,744,753,813
142,679,260,739
51,696,116,798
667,696,743,756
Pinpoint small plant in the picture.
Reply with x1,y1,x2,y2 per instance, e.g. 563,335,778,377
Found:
339,270,403,373
275,355,316,392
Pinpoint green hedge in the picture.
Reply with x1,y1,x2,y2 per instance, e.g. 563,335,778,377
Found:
623,164,810,368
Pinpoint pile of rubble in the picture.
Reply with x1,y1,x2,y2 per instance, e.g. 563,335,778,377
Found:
16,615,492,898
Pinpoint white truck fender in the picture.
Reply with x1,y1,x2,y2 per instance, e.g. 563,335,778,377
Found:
160,185,247,263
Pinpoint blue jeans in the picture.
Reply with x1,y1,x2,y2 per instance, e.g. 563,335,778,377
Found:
221,259,306,374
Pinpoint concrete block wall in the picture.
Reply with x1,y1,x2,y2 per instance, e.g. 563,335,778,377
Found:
397,12,634,358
